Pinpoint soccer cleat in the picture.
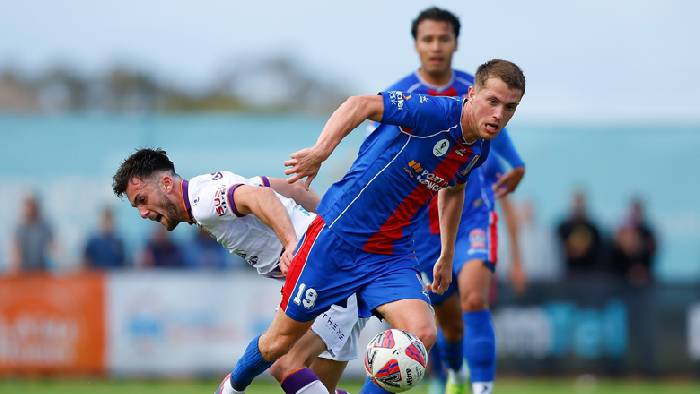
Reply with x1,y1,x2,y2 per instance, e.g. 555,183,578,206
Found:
445,374,465,394
215,373,244,394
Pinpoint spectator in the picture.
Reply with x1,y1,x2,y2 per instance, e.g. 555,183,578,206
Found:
610,197,658,286
139,225,185,268
83,206,128,270
516,199,561,281
185,227,230,270
556,189,605,278
10,194,56,273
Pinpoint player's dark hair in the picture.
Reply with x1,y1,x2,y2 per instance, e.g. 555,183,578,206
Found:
475,59,526,95
112,148,176,198
411,7,461,40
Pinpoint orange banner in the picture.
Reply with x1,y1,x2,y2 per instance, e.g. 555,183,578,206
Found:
0,273,105,375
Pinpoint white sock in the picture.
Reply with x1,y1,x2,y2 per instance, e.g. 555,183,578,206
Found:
217,374,245,394
472,382,493,394
296,380,329,394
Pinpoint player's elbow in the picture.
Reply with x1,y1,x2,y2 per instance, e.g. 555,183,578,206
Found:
341,95,379,120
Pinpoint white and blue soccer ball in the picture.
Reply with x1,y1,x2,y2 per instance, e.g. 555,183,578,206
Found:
364,328,428,393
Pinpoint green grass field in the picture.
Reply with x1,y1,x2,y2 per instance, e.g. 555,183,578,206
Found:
1,377,699,394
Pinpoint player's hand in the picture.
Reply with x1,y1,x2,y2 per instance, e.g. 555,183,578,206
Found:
493,167,525,198
284,146,327,190
427,255,453,295
279,243,297,276
509,260,527,295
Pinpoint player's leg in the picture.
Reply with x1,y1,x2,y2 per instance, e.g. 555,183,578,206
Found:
309,358,348,393
457,214,499,394
458,260,494,394
218,216,339,394
420,249,465,394
361,262,436,394
269,328,327,381
433,293,466,394
269,326,350,393
360,298,435,394
216,311,315,394
308,298,368,392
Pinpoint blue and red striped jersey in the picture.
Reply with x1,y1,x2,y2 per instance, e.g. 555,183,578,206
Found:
317,91,490,256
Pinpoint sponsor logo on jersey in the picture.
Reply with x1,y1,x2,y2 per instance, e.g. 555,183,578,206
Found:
405,160,448,191
433,139,450,157
388,91,410,111
419,95,429,103
214,185,229,216
210,171,223,180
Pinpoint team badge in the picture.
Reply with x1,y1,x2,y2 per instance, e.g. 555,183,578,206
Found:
469,229,486,249
433,139,450,157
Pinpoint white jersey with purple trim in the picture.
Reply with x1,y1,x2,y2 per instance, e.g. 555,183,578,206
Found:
186,171,316,278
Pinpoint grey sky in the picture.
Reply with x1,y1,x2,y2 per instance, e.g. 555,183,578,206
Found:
1,0,698,120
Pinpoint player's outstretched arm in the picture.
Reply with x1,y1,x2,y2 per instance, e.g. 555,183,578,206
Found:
284,95,384,189
499,195,527,294
232,185,300,273
267,177,320,213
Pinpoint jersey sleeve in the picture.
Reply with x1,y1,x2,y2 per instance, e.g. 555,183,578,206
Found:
248,175,271,188
490,128,524,168
379,91,456,137
481,153,506,184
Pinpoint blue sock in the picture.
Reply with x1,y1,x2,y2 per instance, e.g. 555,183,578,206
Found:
463,310,496,382
429,343,446,381
230,335,274,391
436,328,463,372
360,377,393,394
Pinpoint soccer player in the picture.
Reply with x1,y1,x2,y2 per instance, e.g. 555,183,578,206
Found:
112,148,365,394
222,58,526,393
370,8,527,394
365,7,525,394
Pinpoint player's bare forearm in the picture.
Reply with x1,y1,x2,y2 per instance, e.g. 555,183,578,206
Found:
314,95,384,157
499,196,522,267
437,184,465,260
235,186,298,249
285,95,384,188
268,177,320,213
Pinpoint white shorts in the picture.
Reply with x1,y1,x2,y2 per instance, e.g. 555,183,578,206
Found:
311,294,368,361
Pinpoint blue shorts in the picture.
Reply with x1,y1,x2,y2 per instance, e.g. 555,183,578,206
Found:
416,211,498,306
281,216,430,322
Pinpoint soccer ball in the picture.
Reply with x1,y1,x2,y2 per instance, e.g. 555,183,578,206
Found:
364,329,428,393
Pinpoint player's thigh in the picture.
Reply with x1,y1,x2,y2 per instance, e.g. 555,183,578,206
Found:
260,309,314,360
309,358,348,393
457,259,492,310
434,292,463,341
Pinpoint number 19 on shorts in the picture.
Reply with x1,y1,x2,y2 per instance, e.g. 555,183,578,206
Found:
293,283,317,309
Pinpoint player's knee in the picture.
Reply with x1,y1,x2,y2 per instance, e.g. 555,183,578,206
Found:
269,355,298,382
461,291,488,312
411,323,437,350
259,333,296,361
